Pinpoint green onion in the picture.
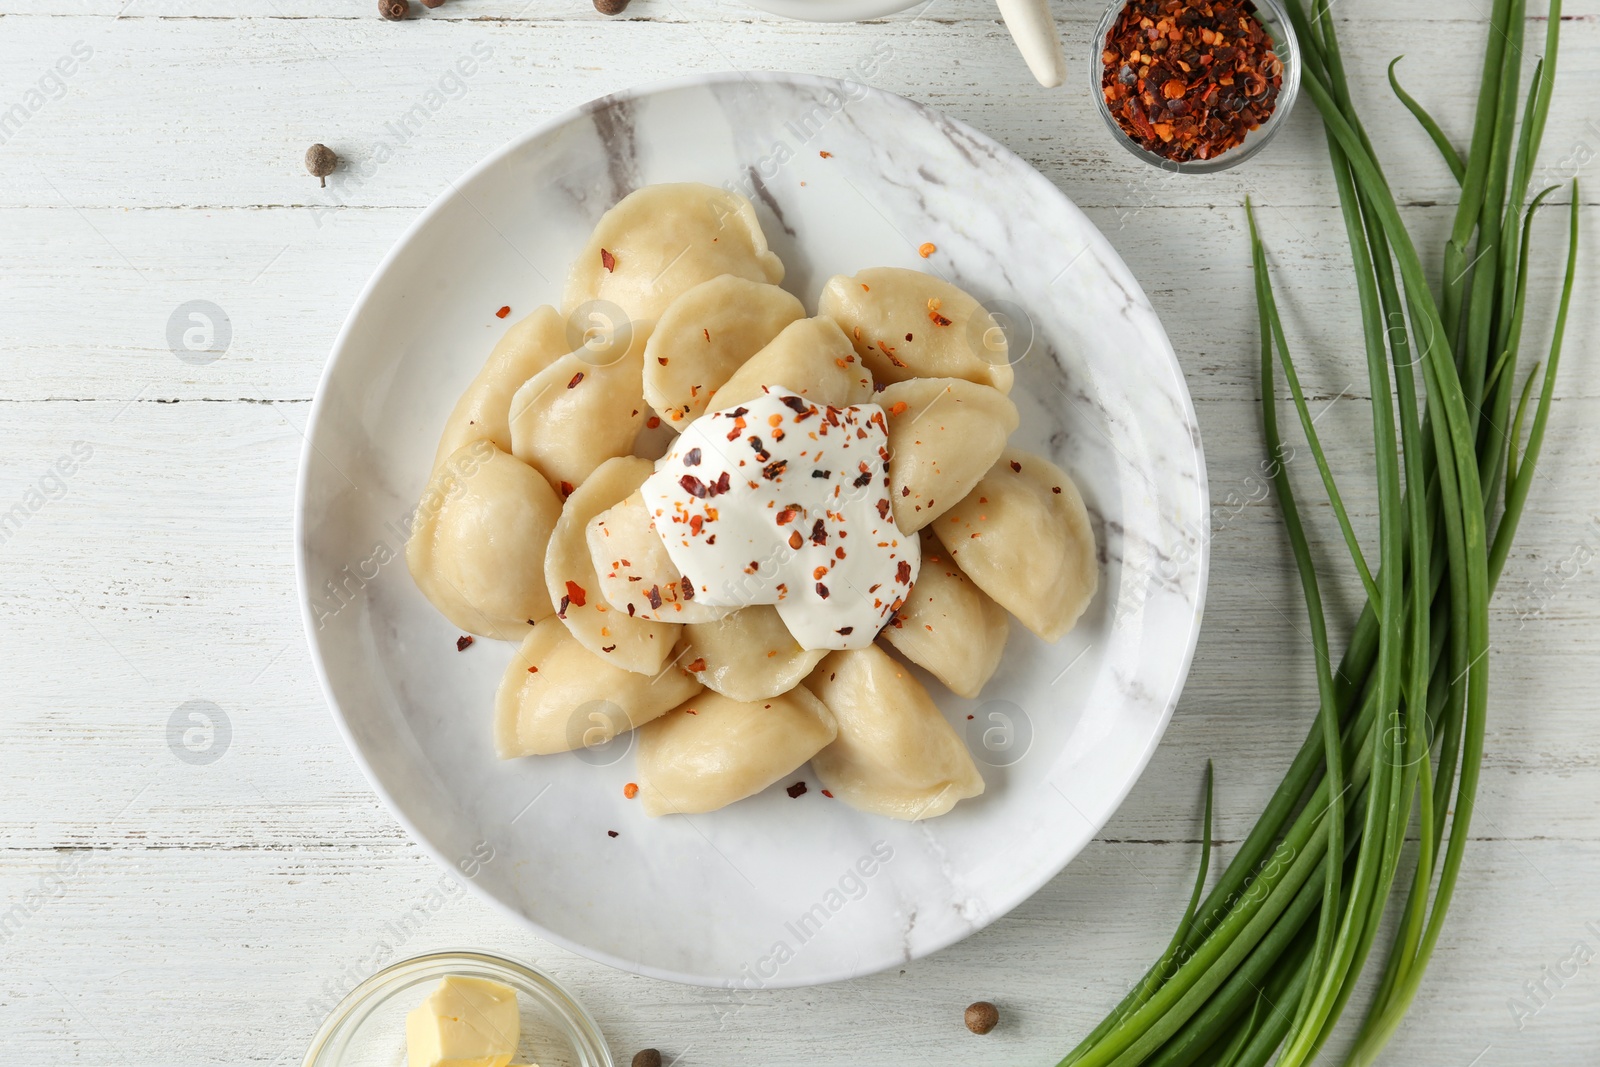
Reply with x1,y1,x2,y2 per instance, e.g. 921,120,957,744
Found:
1058,3,1578,1064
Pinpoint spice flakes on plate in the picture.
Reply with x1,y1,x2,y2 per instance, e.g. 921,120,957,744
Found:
640,389,919,651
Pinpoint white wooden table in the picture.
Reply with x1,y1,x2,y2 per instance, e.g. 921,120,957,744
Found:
2,2,1596,1064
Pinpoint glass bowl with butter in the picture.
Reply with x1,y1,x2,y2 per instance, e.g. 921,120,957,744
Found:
302,950,613,1067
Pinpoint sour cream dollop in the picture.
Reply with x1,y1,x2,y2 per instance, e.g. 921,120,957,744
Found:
640,389,919,651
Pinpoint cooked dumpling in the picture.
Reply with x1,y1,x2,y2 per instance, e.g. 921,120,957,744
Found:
586,491,727,623
545,456,680,673
676,606,828,702
643,275,805,428
881,377,1019,531
807,645,985,820
406,443,562,640
881,533,1010,698
508,336,647,494
933,448,1098,642
564,184,785,326
493,624,702,758
634,687,837,816
818,267,1013,393
706,317,874,412
433,305,571,468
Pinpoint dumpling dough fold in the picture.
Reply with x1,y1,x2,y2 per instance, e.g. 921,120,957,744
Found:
544,456,680,674
818,267,1013,393
881,532,1009,699
494,624,701,758
564,183,785,327
635,687,837,816
933,448,1098,642
433,305,571,468
807,645,984,820
406,442,562,640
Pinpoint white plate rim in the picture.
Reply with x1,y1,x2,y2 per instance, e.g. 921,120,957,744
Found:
294,69,1210,988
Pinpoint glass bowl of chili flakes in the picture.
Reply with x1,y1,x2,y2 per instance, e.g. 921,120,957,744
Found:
1092,0,1300,174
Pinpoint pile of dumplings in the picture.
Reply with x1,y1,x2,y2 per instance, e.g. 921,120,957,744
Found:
405,183,1098,822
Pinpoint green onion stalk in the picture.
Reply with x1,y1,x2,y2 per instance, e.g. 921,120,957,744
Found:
1057,2,1578,1064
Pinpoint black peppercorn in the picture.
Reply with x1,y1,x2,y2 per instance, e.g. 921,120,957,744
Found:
594,0,630,14
379,0,409,19
304,144,337,187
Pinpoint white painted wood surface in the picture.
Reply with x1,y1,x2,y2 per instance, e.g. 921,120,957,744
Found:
1,1,1597,1064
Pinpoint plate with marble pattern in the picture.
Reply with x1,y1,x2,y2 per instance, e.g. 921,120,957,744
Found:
296,72,1208,988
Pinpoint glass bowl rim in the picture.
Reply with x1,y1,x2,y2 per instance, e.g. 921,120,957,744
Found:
300,949,614,1067
1090,0,1302,174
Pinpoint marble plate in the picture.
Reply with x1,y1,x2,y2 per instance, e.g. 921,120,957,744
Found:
296,72,1208,988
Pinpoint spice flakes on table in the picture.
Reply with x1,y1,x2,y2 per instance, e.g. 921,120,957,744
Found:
1100,0,1284,162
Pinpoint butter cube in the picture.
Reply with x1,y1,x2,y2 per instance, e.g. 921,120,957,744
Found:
405,976,521,1067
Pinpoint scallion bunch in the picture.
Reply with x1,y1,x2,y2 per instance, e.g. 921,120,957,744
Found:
1058,2,1579,1064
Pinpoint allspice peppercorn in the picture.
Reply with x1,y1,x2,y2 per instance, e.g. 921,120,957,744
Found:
421,0,445,7
965,1000,1000,1035
631,1050,662,1067
379,0,409,19
304,144,337,188
594,0,631,14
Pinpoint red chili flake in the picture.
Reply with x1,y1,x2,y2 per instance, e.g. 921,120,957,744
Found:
683,447,702,466
557,595,570,617
646,416,661,429
1100,0,1284,162
819,150,833,158
810,519,827,545
815,581,830,599
703,327,711,342
646,585,663,610
689,514,704,535
527,665,539,673
812,565,829,580
836,626,853,636
564,580,587,607
786,781,808,798
929,310,952,327
559,480,575,498
1010,460,1023,473
495,306,511,319
601,644,616,653
626,603,636,616
896,560,912,584
686,657,708,673
788,531,804,550
710,471,731,496
624,783,639,799
679,474,708,498
600,248,616,272
1053,486,1063,494
607,830,619,838
821,789,834,798
904,332,914,342
761,459,788,481
776,507,800,525
779,394,811,415
455,635,474,651
888,401,909,416
680,575,695,601
876,499,890,520
812,469,831,479
567,372,584,389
